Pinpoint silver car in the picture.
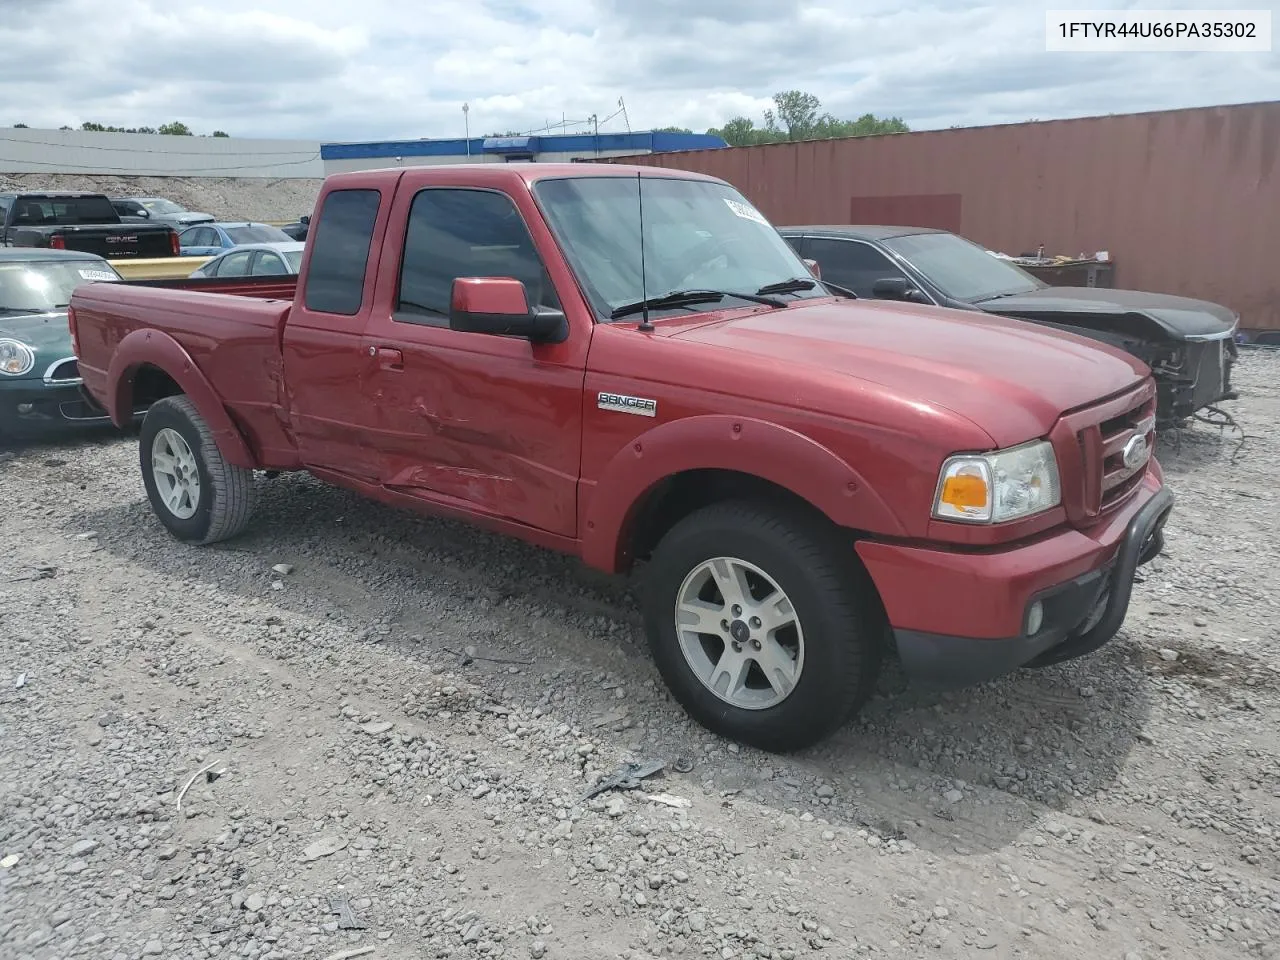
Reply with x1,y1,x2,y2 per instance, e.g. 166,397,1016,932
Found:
189,241,306,279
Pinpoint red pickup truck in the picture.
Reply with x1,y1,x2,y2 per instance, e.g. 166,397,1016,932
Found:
70,163,1172,752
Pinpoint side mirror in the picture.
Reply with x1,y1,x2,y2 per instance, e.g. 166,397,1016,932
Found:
802,258,821,279
449,277,568,344
871,277,909,298
871,277,928,303
299,215,310,224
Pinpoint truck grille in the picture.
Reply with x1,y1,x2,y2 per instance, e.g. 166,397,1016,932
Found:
1095,398,1156,509
1055,379,1157,526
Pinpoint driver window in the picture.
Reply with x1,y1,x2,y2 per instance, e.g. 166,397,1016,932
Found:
396,187,560,327
805,238,905,298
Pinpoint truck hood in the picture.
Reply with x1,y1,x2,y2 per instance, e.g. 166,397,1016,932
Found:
669,298,1148,447
974,287,1238,340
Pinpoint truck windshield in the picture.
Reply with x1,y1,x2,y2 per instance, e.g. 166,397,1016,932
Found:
532,176,827,319
0,259,121,313
882,232,1046,303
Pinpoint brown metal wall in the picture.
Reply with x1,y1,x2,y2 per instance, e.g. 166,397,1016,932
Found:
604,102,1280,331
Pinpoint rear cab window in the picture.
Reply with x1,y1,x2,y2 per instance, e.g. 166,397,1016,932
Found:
302,189,381,315
13,195,119,225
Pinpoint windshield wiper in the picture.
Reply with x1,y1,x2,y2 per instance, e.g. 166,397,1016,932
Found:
609,288,786,321
821,281,858,299
755,277,816,296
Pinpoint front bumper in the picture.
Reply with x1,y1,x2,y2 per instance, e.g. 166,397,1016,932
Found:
857,476,1173,690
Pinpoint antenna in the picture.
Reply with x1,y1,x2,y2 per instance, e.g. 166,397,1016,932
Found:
636,170,653,332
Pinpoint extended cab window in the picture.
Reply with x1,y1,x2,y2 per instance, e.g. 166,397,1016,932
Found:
396,188,560,325
804,238,906,298
302,188,381,316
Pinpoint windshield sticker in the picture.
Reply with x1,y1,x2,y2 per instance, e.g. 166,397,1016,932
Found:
723,198,768,225
77,269,118,281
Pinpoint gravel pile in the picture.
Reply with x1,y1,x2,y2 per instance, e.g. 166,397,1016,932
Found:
0,173,321,222
2,352,1277,960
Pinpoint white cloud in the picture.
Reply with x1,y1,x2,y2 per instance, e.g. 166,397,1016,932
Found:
0,0,1274,141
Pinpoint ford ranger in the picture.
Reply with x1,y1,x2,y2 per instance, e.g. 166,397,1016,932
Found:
69,164,1173,752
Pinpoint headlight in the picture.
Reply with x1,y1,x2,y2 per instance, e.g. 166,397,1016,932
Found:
933,440,1061,523
0,339,36,376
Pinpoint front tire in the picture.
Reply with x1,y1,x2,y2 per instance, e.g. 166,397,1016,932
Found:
138,395,256,544
643,499,882,753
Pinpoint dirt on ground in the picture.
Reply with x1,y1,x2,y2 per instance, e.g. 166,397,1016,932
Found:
0,173,322,222
1,354,1277,960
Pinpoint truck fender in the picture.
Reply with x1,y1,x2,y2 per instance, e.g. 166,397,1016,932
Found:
107,328,257,469
580,415,905,571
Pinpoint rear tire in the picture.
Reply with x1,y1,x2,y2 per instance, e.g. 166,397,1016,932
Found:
643,499,882,753
138,395,256,544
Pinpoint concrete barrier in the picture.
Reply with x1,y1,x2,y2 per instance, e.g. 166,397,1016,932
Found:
109,257,211,280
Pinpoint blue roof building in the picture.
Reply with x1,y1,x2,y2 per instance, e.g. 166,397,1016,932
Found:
321,130,726,174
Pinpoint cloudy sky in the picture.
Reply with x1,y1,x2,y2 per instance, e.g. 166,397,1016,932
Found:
1,0,1275,142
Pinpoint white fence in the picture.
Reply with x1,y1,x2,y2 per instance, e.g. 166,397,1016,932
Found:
0,128,324,178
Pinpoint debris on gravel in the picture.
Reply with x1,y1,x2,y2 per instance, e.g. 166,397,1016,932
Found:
1,353,1278,960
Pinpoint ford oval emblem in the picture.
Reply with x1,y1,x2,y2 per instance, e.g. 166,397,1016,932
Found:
1122,433,1148,469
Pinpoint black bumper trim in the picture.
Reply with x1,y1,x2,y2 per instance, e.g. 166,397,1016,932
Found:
894,487,1174,691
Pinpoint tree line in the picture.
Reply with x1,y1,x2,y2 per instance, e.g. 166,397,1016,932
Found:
487,91,907,147
666,91,909,146
12,90,904,148
10,121,229,137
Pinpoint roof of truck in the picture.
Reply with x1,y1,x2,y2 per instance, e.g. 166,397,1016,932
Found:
321,162,730,190
0,190,109,199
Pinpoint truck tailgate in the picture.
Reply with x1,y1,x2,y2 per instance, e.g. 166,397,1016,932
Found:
62,225,176,259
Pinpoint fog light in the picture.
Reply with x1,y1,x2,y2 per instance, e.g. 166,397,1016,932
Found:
17,403,33,414
1026,601,1044,636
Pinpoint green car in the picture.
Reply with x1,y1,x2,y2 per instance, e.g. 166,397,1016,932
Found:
0,249,136,439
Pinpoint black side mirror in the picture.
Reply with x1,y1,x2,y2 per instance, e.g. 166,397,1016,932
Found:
448,277,567,344
871,277,928,303
871,277,909,298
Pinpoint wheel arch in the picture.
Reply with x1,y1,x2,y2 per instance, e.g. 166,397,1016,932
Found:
107,328,257,469
580,415,905,573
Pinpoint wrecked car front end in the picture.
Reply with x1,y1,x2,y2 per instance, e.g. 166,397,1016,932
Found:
1137,325,1238,425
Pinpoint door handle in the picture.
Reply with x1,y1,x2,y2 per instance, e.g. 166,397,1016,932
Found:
369,345,404,370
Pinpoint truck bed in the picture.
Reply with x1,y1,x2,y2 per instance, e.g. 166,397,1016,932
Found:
72,274,298,464
124,274,299,301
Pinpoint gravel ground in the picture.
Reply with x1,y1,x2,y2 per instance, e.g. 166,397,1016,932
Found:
0,174,321,222
2,352,1278,960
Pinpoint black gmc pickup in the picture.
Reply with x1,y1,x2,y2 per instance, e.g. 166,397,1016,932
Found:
0,191,179,259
